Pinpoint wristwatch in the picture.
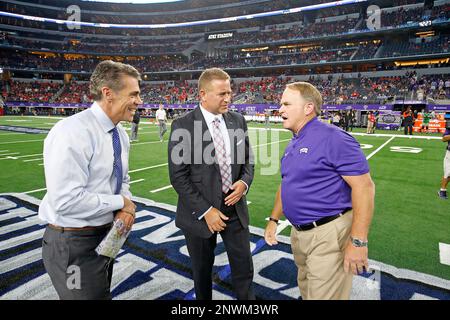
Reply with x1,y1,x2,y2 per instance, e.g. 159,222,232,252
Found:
268,217,280,225
350,236,368,247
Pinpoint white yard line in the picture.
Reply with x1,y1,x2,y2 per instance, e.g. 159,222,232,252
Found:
21,187,47,194
132,131,159,135
13,153,42,159
0,132,25,136
439,243,450,266
0,139,44,145
23,158,44,162
129,163,168,173
131,140,168,146
252,138,291,148
150,185,173,193
349,132,442,140
0,153,42,160
366,136,396,160
0,152,21,159
26,116,64,120
129,179,145,185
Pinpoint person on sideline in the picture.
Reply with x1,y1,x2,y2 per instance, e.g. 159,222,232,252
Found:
438,123,450,199
403,106,414,135
38,60,141,299
168,68,255,300
264,82,375,300
130,108,140,141
367,111,375,134
155,104,168,142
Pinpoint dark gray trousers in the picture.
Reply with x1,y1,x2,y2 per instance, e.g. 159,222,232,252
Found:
159,120,167,140
131,122,139,140
42,225,114,300
183,199,255,300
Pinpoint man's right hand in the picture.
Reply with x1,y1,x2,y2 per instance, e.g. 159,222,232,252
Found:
122,196,136,215
264,221,278,246
204,207,229,233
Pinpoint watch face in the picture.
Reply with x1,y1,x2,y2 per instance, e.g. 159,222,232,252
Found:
351,237,367,247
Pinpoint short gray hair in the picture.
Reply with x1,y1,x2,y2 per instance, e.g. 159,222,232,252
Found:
286,82,322,115
90,60,141,101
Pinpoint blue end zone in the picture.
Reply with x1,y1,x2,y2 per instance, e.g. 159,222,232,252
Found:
0,194,450,300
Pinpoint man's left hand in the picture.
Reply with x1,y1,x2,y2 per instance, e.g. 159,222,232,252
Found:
343,242,369,275
114,210,135,235
224,181,247,206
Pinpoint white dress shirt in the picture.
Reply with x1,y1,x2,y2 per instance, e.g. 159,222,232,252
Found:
155,109,167,121
199,104,232,160
38,102,131,227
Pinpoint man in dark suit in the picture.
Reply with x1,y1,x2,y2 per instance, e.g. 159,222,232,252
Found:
168,68,255,300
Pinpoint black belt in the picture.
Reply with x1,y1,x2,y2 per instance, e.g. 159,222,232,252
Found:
293,208,351,231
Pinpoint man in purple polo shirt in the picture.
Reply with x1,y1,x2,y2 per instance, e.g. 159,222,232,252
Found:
438,123,450,199
264,82,375,300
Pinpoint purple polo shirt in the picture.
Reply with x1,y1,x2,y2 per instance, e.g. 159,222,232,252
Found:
281,117,369,225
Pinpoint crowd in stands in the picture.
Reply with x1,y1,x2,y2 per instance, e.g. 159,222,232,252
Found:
3,73,449,106
140,81,199,104
58,82,90,104
5,81,61,103
0,36,197,55
0,51,188,73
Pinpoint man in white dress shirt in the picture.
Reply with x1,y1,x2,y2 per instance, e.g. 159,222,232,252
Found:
38,60,142,299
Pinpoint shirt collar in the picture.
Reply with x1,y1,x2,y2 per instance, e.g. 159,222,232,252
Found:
293,116,318,140
90,101,116,133
199,103,223,125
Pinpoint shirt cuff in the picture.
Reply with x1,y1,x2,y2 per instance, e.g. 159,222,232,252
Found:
198,206,213,220
239,180,249,195
99,194,124,212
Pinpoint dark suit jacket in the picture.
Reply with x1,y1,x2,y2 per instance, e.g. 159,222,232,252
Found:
168,107,254,238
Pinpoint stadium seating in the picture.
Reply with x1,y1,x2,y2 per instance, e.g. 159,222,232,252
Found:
0,0,449,106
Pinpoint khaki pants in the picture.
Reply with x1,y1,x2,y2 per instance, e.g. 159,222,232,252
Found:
290,211,353,300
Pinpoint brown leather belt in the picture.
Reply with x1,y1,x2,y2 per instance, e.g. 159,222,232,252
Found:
48,223,111,232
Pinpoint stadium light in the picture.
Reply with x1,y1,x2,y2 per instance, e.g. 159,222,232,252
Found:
0,0,367,29
82,0,184,3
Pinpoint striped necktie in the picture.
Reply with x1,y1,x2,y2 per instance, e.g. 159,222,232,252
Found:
212,118,232,194
111,127,122,194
